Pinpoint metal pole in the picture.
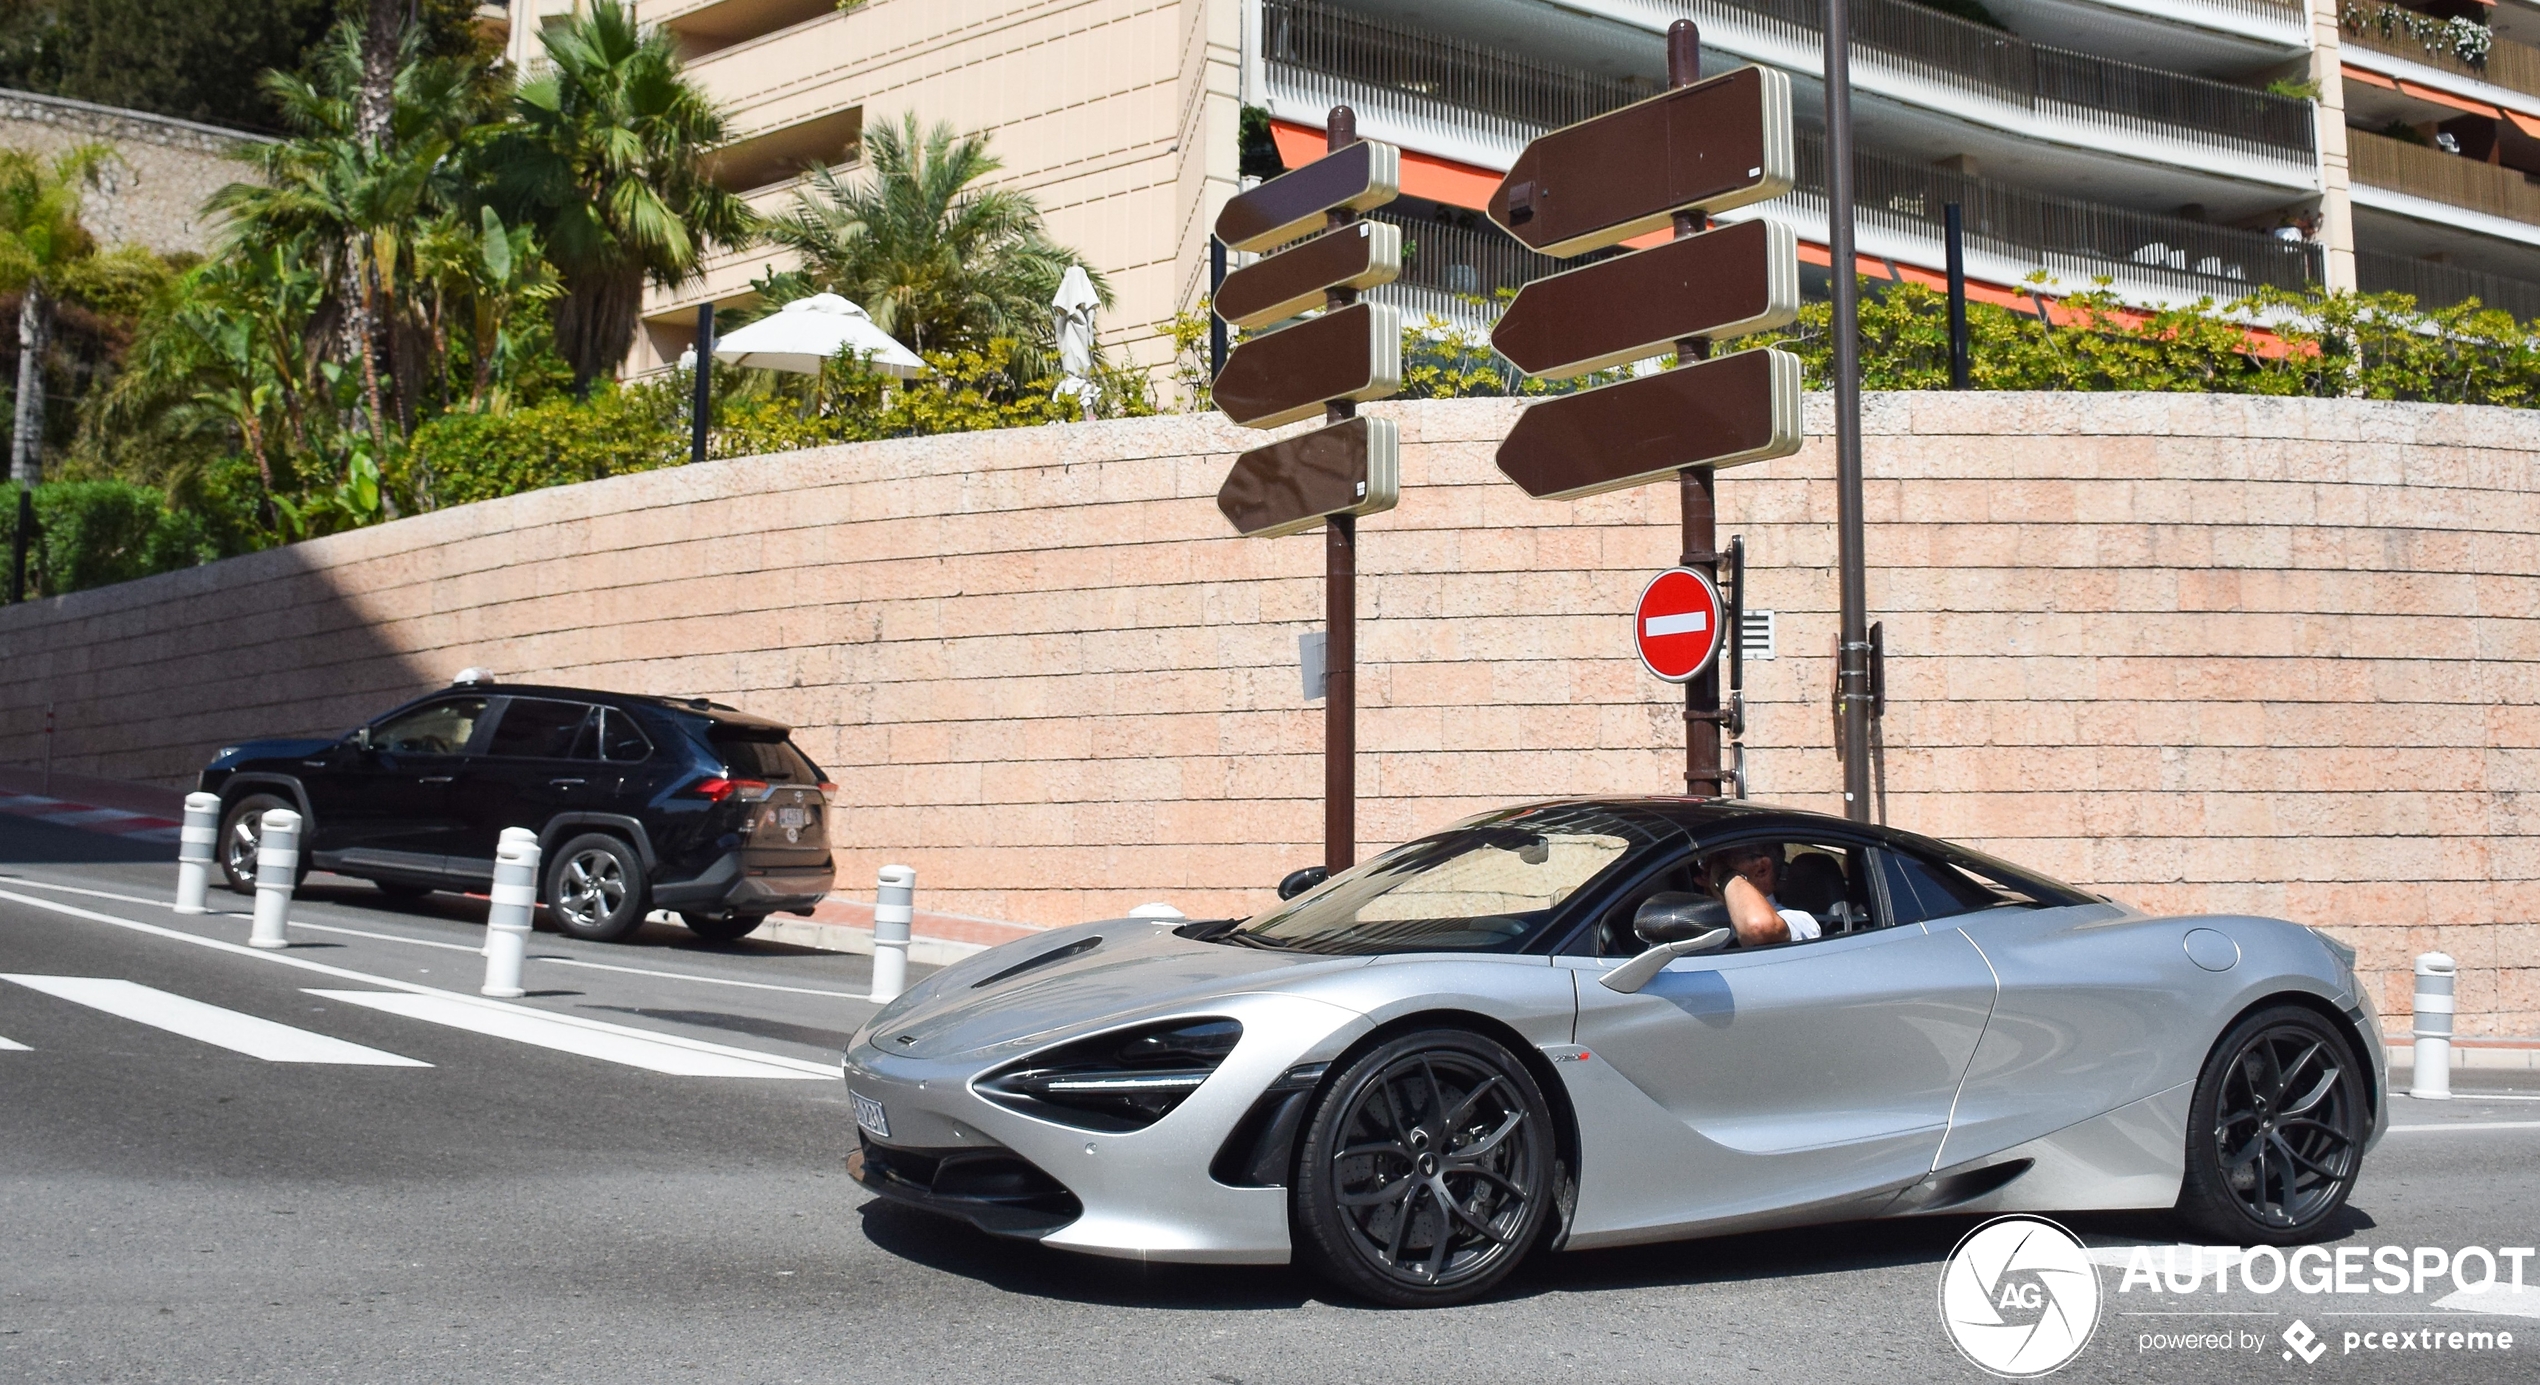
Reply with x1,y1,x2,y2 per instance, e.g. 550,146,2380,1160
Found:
1324,106,1359,872
8,485,29,603
1209,237,1229,382
1944,202,1969,390
1825,0,1873,822
690,302,714,466
1663,21,1730,800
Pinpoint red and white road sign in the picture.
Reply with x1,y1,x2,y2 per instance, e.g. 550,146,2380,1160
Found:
1634,566,1725,684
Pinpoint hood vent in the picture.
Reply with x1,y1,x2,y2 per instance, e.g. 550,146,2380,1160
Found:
969,936,1102,990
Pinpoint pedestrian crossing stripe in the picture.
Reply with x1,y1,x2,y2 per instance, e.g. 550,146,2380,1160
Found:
0,975,429,1066
0,1034,28,1051
303,989,831,1079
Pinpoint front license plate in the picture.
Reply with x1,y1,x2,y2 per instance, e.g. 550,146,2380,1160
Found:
850,1090,890,1139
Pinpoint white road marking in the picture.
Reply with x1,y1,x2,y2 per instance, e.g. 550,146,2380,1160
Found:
0,975,428,1066
306,990,829,1079
2387,1120,2540,1132
2435,1284,2540,1320
0,889,839,1077
0,1034,28,1051
531,955,864,999
1643,611,1708,637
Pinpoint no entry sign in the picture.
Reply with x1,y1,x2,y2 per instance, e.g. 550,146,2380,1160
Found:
1635,566,1725,684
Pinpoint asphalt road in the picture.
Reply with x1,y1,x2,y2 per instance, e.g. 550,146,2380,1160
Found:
4,812,2537,1384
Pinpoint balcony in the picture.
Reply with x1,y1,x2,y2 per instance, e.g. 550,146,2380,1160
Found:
2340,1,2540,104
2349,126,2540,222
1266,0,2317,183
2356,246,2540,317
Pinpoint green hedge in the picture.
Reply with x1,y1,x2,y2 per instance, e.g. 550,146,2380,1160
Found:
1,478,218,599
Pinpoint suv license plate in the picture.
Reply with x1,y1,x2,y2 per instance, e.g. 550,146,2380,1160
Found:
776,807,810,829
851,1091,890,1139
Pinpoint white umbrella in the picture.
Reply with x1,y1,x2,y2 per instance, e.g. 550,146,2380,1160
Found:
1051,264,1101,412
711,293,926,377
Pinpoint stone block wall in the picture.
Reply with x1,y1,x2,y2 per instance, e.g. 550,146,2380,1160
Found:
0,88,265,255
1,393,2532,1033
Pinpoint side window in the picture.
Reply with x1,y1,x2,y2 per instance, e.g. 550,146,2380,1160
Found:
1693,841,1876,941
486,699,596,759
599,708,653,762
372,697,487,755
1879,849,2012,927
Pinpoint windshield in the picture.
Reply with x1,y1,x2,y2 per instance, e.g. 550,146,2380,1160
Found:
1235,805,1674,954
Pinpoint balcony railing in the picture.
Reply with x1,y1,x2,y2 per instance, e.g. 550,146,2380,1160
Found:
1688,0,2316,159
2340,1,2540,102
2349,126,2540,221
2356,247,2540,319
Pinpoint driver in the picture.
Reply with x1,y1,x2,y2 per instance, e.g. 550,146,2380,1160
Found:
1703,844,1822,946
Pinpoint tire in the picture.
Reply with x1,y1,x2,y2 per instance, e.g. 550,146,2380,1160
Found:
681,911,765,943
543,833,649,942
217,794,300,894
1290,1027,1555,1307
2176,1003,2369,1245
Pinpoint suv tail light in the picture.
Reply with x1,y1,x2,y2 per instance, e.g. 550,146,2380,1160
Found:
690,777,772,803
818,781,838,803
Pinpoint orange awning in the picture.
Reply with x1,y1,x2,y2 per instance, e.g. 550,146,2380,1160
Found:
2505,108,2540,139
2342,64,2397,91
2396,79,2501,117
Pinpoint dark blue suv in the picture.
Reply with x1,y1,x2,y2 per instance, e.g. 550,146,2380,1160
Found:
197,676,837,942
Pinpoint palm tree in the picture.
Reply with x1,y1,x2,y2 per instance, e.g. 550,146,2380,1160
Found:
486,1,750,391
0,143,111,489
763,113,1110,370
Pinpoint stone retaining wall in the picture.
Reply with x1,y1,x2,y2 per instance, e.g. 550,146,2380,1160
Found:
2,393,2532,1032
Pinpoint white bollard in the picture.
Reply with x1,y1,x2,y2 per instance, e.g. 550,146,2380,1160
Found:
247,808,301,950
870,864,915,1003
2410,952,2456,1100
174,791,220,915
481,827,540,999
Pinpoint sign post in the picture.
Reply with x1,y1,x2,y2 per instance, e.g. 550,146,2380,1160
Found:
1487,21,1800,796
1210,108,1405,874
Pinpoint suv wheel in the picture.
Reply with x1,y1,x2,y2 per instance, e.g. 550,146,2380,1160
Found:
544,833,649,942
681,912,765,943
218,794,302,894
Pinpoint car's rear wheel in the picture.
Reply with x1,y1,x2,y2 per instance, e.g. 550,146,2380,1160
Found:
217,794,302,894
544,833,648,942
2177,1003,2367,1245
1291,1027,1554,1307
681,911,764,943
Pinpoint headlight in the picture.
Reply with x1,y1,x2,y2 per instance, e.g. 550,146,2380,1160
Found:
974,1018,1241,1132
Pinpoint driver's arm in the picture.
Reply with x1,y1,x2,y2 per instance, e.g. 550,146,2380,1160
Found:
1720,874,1791,946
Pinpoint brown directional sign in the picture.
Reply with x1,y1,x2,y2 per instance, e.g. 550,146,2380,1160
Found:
1215,139,1402,254
1212,301,1402,429
1496,347,1802,501
1217,416,1400,538
1217,221,1402,330
1493,219,1799,379
1488,66,1794,258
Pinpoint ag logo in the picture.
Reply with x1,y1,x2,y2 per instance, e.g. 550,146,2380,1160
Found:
1938,1215,2103,1377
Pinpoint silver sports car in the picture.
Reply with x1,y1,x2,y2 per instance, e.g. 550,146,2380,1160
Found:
844,798,2386,1306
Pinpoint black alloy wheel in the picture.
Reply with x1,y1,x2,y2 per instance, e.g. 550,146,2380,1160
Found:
217,794,295,894
1291,1028,1554,1307
681,911,765,943
544,833,649,942
2177,1004,2367,1244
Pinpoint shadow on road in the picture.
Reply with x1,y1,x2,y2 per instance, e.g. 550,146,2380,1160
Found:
0,814,169,865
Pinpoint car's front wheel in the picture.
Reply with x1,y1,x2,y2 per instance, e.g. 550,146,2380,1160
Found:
1290,1027,1555,1307
543,833,648,942
2177,1003,2368,1244
217,794,301,894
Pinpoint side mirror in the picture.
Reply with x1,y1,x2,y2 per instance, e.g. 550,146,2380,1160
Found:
1633,891,1729,945
1601,927,1733,994
1277,865,1330,901
350,726,373,750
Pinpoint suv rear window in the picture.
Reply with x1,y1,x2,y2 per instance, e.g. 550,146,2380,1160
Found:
708,724,819,782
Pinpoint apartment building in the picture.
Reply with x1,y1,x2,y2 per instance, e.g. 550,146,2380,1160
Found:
495,0,2540,378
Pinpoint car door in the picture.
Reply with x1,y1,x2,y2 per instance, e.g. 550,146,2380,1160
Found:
318,695,490,876
1562,834,1999,1242
1886,841,2210,1168
447,697,601,883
